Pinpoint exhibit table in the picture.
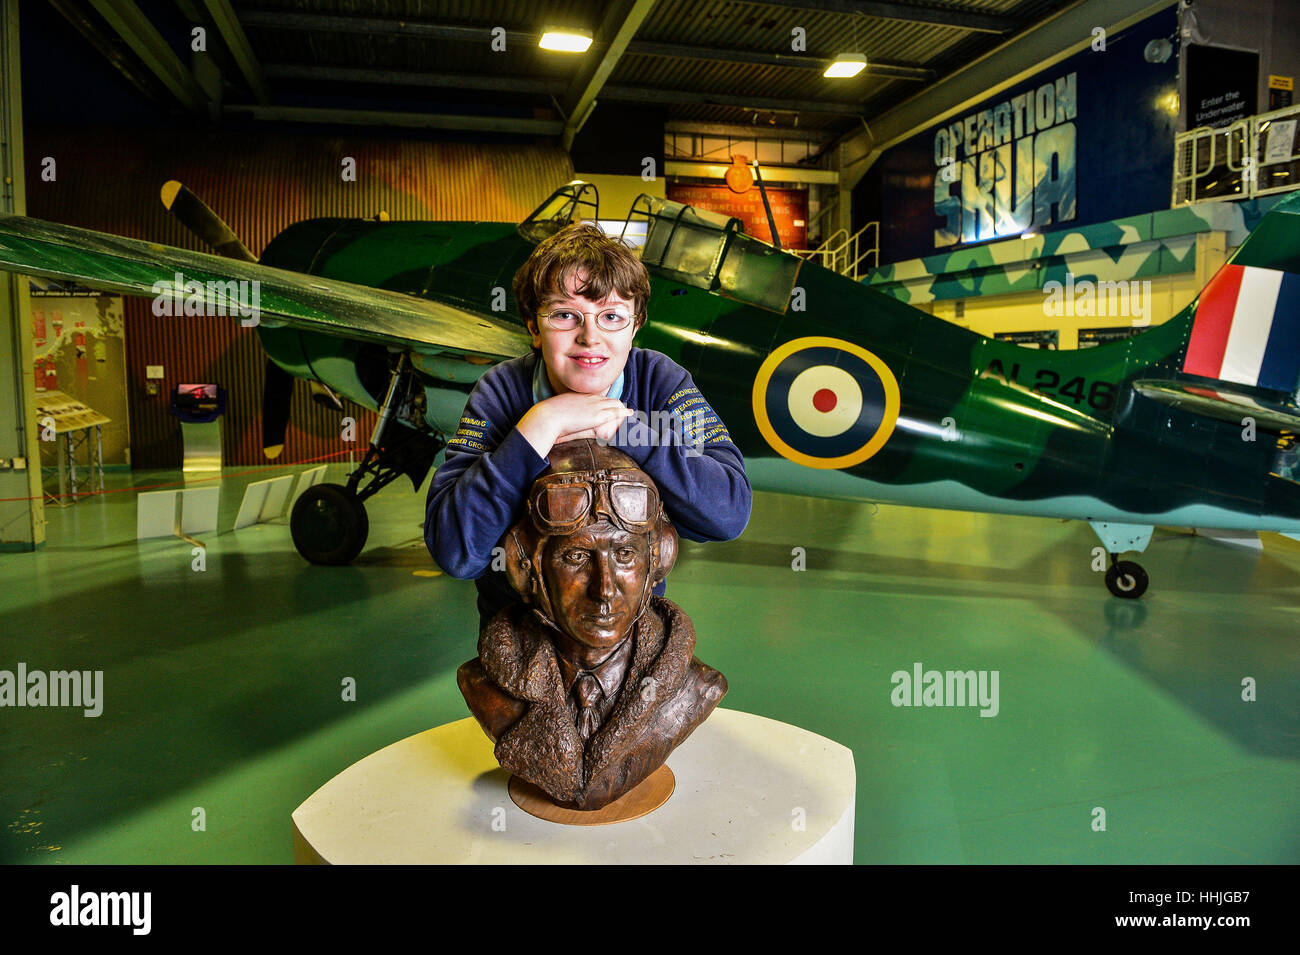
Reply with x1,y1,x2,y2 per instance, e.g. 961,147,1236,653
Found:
33,390,109,506
292,708,856,865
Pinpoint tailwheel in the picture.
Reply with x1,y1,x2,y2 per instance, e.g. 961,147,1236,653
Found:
1105,557,1148,599
291,483,369,565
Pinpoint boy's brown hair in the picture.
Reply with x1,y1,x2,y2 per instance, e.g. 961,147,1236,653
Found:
513,223,651,338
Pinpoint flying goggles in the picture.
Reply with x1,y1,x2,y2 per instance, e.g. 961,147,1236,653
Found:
528,468,660,536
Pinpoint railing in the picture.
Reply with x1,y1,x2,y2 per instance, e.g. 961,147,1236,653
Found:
1173,103,1300,205
791,221,879,280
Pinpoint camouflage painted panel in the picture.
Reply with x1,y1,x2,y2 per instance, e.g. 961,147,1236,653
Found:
867,195,1293,304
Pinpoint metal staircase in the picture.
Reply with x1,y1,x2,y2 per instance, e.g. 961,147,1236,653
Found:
793,221,879,281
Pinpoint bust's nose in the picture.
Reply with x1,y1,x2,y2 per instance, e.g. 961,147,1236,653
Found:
588,550,619,604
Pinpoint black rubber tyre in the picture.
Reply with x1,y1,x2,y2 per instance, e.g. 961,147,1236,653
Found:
290,483,369,565
1105,560,1149,599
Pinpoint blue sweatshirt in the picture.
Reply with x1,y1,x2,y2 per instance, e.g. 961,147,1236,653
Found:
425,347,752,627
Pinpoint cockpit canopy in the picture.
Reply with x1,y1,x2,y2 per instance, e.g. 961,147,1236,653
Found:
519,181,801,315
517,180,600,245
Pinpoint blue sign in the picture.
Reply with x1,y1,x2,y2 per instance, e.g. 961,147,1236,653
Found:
875,7,1179,264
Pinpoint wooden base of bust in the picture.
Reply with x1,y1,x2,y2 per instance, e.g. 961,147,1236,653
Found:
508,764,676,826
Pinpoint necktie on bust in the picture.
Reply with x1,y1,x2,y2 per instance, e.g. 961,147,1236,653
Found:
573,672,603,741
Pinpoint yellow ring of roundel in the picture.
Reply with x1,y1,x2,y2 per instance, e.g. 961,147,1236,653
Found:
751,336,901,469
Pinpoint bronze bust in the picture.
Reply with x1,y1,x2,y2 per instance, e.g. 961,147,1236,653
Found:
457,439,727,812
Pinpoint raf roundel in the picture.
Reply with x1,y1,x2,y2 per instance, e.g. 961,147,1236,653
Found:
752,337,900,469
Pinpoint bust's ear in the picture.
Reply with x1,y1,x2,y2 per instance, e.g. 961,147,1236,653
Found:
502,527,536,600
652,519,678,584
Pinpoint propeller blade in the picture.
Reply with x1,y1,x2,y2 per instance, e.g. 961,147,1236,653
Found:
160,182,293,459
160,180,257,262
262,359,295,459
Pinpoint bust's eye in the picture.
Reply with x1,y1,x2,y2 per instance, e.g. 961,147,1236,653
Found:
562,550,589,565
616,547,637,563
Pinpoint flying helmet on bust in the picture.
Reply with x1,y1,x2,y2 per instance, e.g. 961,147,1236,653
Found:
502,439,677,631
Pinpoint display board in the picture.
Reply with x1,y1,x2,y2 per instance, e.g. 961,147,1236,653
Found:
872,7,1179,264
994,330,1060,350
1186,45,1259,129
31,292,130,465
666,182,808,250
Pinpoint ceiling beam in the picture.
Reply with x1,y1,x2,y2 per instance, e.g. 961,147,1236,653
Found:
46,0,172,106
666,160,838,184
561,0,656,150
237,11,535,44
666,120,830,143
736,0,1020,34
201,0,271,103
603,85,867,117
86,0,210,112
626,39,932,81
264,64,566,96
222,104,562,135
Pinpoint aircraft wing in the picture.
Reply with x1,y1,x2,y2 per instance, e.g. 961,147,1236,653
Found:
1131,378,1300,432
0,212,532,360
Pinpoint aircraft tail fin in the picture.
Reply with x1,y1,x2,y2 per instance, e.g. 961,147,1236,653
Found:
1182,193,1300,396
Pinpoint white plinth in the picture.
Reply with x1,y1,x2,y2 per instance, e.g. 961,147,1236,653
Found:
292,708,856,865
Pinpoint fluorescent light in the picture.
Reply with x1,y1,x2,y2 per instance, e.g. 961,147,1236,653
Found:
539,28,592,52
824,53,866,78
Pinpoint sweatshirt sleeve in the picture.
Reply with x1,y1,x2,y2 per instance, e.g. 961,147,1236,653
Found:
617,365,752,543
424,372,550,578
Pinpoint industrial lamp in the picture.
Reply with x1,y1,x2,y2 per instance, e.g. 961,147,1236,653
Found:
824,53,866,78
539,27,593,52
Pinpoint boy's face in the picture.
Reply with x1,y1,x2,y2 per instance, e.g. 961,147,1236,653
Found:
530,270,637,396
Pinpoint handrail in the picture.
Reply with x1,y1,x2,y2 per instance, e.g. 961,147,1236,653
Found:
1173,103,1300,205
791,221,879,280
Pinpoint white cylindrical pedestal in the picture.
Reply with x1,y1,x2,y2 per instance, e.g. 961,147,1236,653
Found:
292,708,856,864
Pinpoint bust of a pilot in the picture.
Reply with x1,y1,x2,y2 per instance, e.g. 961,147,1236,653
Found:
457,439,727,811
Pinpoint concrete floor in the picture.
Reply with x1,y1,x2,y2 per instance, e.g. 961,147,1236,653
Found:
2,463,1297,864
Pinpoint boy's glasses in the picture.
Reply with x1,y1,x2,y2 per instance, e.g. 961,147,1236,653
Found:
537,308,636,332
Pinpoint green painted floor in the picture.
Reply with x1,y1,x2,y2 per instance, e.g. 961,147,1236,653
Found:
2,464,1297,864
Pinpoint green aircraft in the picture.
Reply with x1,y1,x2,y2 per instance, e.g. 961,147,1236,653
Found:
3,179,1300,600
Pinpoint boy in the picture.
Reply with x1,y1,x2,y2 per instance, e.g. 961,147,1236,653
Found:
425,222,752,629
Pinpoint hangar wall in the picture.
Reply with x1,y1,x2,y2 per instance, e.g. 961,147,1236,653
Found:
22,130,573,468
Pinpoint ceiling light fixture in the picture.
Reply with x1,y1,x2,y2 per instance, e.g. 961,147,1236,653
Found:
824,53,866,78
539,28,593,52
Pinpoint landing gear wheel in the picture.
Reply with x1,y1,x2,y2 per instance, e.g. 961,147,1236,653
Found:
291,483,369,565
1105,559,1148,599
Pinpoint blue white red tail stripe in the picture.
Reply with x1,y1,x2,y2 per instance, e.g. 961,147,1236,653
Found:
1183,263,1300,393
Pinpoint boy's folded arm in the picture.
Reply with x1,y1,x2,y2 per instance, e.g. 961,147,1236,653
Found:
425,424,549,578
619,418,753,544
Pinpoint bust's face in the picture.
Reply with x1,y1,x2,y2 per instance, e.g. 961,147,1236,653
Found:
542,521,651,650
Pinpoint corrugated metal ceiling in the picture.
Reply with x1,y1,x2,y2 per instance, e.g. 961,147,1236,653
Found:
65,0,1082,140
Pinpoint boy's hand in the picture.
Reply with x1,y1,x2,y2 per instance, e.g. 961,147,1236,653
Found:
555,415,625,445
517,393,634,458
